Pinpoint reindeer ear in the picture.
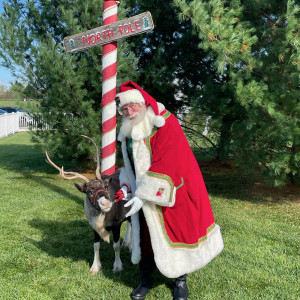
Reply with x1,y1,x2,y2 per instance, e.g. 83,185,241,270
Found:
74,182,86,193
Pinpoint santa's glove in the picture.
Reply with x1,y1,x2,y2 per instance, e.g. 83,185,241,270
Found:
124,196,145,218
114,185,131,202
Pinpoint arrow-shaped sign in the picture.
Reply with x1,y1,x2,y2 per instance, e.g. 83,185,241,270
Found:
63,11,154,53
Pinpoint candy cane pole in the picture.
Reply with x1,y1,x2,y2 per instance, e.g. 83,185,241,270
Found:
101,0,118,175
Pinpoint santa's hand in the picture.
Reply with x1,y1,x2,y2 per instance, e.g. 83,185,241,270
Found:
114,185,131,202
124,196,145,217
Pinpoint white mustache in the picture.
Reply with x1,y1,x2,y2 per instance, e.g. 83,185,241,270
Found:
129,112,139,120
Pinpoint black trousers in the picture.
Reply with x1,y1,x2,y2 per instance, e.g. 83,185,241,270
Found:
139,210,154,256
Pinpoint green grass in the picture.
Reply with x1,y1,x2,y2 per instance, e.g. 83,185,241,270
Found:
0,99,18,107
0,99,38,108
0,132,299,300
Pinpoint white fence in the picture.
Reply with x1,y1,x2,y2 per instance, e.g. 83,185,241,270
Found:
19,112,50,131
0,112,20,138
0,112,48,138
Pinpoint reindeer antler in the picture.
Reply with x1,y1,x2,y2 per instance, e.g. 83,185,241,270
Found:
81,135,101,180
45,151,90,183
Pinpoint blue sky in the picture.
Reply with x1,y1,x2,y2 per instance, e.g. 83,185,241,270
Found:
0,0,16,86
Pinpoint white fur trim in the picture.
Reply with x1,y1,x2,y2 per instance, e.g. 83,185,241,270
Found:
135,174,175,207
119,167,131,190
116,89,145,112
143,202,224,278
119,139,154,264
130,213,141,264
120,145,136,192
119,141,141,264
132,140,152,181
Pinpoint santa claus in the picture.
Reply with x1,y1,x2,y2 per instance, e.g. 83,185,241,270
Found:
114,81,224,300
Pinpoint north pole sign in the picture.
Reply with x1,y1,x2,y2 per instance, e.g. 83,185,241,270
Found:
63,11,154,53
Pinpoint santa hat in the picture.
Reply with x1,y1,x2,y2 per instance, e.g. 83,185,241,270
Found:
116,81,165,128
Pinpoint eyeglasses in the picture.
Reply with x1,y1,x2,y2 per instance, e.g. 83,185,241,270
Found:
121,103,138,114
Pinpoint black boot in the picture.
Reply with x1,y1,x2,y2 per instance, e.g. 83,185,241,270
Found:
130,255,156,300
173,274,189,300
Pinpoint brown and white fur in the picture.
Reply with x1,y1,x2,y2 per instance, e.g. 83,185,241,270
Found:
45,136,132,274
74,170,131,273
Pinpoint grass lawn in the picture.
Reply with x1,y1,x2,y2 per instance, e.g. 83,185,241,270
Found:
0,99,37,108
0,99,18,107
0,132,299,300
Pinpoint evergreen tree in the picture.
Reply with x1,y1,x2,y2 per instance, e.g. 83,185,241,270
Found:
126,0,215,115
0,0,138,160
174,0,300,185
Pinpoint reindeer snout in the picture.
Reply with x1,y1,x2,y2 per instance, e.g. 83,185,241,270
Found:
98,196,113,212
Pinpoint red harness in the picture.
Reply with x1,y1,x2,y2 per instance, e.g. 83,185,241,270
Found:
93,189,110,205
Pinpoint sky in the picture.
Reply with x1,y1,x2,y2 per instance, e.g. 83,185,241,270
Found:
0,0,16,87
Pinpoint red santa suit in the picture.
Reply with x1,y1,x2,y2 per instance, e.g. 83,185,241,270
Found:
116,81,223,279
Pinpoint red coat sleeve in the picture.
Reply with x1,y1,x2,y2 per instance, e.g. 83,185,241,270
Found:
135,113,192,206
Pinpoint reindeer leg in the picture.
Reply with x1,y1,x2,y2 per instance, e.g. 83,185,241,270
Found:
90,230,102,274
112,224,123,272
121,219,132,250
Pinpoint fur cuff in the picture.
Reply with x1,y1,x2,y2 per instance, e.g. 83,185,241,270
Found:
135,172,176,207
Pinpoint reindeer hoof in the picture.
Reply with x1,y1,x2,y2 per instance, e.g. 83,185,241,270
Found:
112,263,123,273
90,264,102,274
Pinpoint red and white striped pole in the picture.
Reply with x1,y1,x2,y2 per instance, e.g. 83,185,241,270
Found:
101,0,118,175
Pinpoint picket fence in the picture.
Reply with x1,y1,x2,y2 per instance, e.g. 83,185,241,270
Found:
0,112,49,138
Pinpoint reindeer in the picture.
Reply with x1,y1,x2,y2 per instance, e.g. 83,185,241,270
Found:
45,135,132,274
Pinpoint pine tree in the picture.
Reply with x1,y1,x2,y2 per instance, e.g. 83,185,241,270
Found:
0,0,138,160
126,0,215,114
174,0,300,185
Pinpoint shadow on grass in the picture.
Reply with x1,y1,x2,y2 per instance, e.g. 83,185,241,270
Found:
27,218,140,288
27,217,173,290
0,142,85,206
0,143,78,174
27,218,129,276
8,172,83,206
28,218,94,262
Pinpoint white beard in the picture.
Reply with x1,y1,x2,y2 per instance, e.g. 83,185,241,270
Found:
119,105,156,140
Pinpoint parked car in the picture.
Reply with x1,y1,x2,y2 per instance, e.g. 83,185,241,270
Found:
16,108,28,113
0,107,19,113
0,109,7,114
0,107,29,114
